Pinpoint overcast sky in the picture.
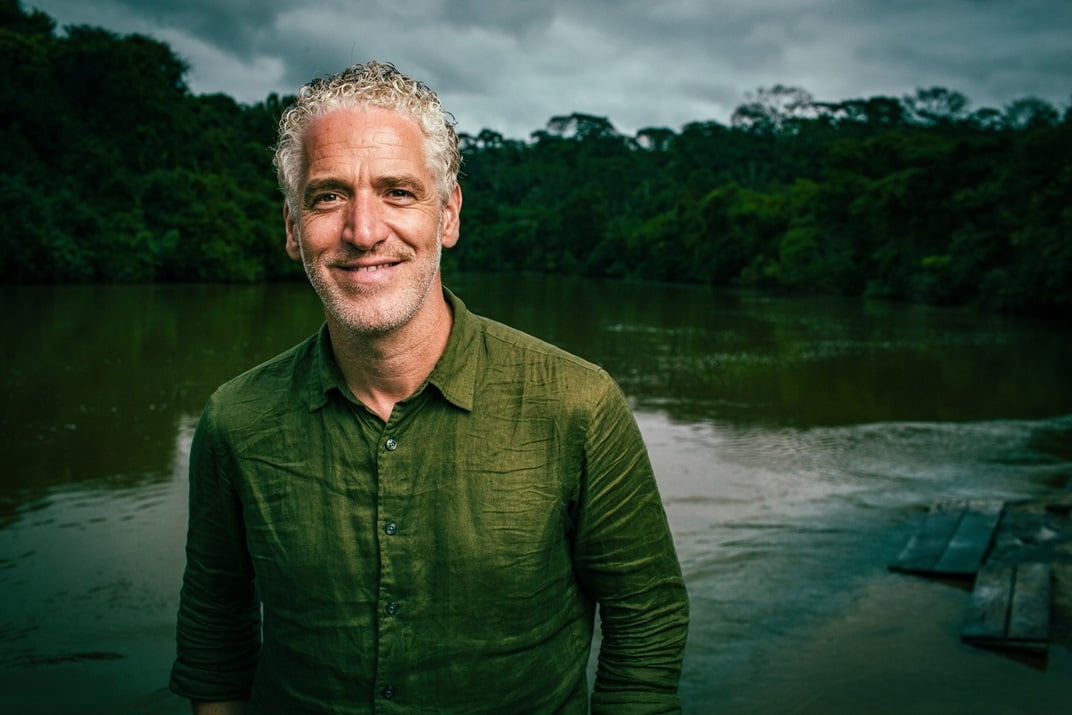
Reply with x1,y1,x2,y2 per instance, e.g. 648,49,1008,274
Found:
26,0,1072,139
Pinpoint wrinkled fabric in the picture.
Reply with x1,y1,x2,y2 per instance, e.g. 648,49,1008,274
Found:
170,289,689,714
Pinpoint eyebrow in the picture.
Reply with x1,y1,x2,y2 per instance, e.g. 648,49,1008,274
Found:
373,174,430,196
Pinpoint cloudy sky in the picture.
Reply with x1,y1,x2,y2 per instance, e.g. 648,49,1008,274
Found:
26,0,1072,139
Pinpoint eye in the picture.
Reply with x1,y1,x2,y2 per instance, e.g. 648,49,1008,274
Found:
313,192,341,205
301,181,349,211
385,188,417,205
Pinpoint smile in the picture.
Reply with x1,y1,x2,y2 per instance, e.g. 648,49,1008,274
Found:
338,261,400,272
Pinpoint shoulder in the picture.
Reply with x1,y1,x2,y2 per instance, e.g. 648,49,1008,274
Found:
476,313,608,378
469,313,625,412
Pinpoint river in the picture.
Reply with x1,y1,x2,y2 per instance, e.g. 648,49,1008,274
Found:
1,274,1070,712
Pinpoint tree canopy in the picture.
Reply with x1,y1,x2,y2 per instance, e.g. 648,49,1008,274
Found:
2,0,1069,317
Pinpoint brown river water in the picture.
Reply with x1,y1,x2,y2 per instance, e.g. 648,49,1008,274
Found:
2,274,1070,713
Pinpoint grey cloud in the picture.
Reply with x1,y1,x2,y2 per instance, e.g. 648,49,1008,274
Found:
26,0,1072,139
73,0,294,54
443,0,555,36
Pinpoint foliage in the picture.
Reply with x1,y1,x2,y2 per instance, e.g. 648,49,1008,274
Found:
1,1,1069,316
0,0,300,283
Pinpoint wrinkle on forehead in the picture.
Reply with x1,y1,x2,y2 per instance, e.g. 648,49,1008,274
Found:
299,107,433,191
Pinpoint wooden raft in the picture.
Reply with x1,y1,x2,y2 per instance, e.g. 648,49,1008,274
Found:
961,561,1052,653
889,499,1004,577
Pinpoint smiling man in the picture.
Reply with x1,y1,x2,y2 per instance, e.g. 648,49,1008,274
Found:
169,61,688,714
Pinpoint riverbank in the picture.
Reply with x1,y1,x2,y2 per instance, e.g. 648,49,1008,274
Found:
723,487,1072,714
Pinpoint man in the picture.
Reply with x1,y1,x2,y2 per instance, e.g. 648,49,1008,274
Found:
170,61,688,714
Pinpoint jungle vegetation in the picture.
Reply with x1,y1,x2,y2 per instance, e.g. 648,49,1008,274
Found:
2,1,1069,316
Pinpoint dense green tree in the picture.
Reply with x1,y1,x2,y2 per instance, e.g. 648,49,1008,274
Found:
0,0,1068,317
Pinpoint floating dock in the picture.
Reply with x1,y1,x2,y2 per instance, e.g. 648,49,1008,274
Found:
890,498,1056,656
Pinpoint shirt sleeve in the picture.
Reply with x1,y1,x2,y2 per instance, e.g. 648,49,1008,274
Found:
169,398,261,702
573,374,690,715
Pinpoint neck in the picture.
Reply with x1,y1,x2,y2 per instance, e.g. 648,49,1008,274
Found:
327,292,453,422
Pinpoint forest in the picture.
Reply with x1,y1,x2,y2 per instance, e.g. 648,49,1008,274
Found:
2,1,1069,316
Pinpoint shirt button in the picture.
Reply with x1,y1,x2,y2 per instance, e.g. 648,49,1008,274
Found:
385,437,398,451
382,686,395,700
384,520,397,536
386,601,399,615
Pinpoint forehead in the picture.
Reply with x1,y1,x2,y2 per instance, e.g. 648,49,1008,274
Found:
303,107,425,156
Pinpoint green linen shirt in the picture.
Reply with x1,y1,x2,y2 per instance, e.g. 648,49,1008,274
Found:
170,289,689,714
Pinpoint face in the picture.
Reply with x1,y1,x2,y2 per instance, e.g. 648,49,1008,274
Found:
284,107,461,337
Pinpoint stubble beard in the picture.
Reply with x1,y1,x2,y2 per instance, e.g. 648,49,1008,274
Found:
302,230,444,338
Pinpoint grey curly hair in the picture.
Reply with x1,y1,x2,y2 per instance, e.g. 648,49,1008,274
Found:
273,61,461,211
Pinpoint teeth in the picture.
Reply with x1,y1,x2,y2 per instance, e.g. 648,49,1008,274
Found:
354,264,388,272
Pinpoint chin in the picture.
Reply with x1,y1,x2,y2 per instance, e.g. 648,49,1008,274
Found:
324,293,422,336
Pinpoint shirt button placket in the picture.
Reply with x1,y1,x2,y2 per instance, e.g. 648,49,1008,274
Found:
380,432,400,708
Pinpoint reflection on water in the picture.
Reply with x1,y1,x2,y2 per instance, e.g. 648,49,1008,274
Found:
1,275,1070,713
0,416,194,713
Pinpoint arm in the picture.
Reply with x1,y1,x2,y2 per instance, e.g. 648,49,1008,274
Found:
574,376,689,715
170,401,261,703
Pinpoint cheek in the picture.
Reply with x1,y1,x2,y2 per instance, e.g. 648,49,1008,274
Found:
296,215,341,248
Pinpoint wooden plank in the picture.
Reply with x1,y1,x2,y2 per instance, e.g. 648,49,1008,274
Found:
962,562,1051,653
890,501,965,573
1008,562,1052,643
933,501,1004,575
889,499,1003,576
961,562,1013,641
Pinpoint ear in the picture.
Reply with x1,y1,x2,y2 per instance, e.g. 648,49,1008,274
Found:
439,184,463,249
284,201,302,261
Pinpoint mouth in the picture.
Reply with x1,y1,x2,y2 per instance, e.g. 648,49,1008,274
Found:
334,259,403,273
328,258,405,287
342,262,400,273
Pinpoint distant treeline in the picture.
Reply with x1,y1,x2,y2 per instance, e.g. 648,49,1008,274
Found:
2,1,1070,316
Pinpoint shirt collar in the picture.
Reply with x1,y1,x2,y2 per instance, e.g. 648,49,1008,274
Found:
305,287,479,413
307,323,342,412
427,287,479,412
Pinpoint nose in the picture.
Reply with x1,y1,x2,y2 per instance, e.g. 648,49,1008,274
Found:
342,190,387,249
